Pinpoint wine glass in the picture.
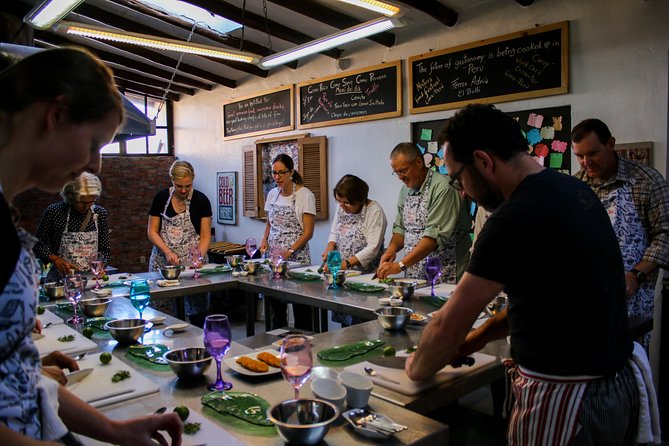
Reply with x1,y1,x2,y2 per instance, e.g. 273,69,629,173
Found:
64,273,85,324
204,314,233,391
269,245,284,279
89,252,105,290
245,237,258,260
189,245,203,279
326,250,342,289
280,335,312,399
129,279,151,320
425,256,442,297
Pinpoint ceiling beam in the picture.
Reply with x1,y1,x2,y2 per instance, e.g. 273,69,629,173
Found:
115,77,180,101
35,34,216,90
69,2,266,78
514,0,535,6
397,0,457,27
112,67,196,95
182,0,342,60
267,0,395,47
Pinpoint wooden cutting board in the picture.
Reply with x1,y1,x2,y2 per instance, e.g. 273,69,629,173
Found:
344,352,497,396
34,323,98,358
67,352,159,408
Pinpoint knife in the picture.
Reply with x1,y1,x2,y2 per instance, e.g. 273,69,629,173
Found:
65,368,93,387
368,356,407,369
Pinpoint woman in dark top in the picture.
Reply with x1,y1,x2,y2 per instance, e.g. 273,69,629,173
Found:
147,159,212,320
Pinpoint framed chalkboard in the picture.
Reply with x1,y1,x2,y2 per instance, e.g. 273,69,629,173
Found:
223,86,294,140
409,22,569,114
297,60,401,129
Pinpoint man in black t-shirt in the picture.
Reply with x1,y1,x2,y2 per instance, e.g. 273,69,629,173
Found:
406,104,640,445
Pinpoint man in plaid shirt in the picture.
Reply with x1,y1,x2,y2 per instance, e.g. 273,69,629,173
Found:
572,118,669,349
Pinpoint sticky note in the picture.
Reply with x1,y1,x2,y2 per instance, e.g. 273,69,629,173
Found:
552,116,563,131
420,128,432,140
534,143,549,157
540,126,555,139
526,128,542,145
527,113,544,128
427,141,439,153
552,140,568,153
423,153,433,166
549,153,563,168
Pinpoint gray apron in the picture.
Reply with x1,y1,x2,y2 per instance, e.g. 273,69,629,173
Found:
402,170,458,283
267,186,311,266
334,204,381,274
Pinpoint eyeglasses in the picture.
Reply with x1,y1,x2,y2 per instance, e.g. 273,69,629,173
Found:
449,157,473,191
271,169,290,177
335,198,353,207
391,157,418,177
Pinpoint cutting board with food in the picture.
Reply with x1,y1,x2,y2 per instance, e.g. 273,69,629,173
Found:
34,323,98,357
67,352,159,408
37,307,65,326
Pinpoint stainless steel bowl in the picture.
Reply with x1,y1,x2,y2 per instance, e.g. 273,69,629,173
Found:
105,319,148,345
80,298,111,317
163,347,212,380
375,306,413,331
389,281,416,299
269,260,289,276
159,265,182,280
44,282,65,299
268,399,338,446
227,254,245,268
244,261,259,274
323,271,346,286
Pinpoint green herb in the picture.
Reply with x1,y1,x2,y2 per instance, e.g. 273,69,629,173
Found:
405,345,417,353
111,370,131,383
317,267,324,274
57,335,75,342
184,422,201,435
379,278,394,285
263,259,270,264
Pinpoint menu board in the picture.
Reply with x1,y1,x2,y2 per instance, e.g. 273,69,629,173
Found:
223,86,294,139
298,60,401,129
409,22,569,114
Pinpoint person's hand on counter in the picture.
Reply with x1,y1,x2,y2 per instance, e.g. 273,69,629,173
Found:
50,255,78,276
42,351,80,385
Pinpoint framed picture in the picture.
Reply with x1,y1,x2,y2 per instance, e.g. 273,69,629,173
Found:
614,141,653,165
217,172,237,225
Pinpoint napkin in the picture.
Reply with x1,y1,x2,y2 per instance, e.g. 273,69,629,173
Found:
157,279,180,287
37,374,68,441
629,342,661,444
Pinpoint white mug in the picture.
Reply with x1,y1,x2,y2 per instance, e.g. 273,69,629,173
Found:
339,371,373,408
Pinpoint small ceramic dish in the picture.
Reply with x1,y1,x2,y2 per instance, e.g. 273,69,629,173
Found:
163,323,188,335
148,316,167,325
378,297,391,306
91,288,112,297
388,298,403,307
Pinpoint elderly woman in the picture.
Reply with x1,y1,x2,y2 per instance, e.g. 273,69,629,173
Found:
34,172,110,282
148,159,212,322
0,47,180,445
322,175,387,326
260,153,315,330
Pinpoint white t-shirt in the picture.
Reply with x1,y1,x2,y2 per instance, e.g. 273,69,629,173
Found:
328,200,387,267
264,186,316,229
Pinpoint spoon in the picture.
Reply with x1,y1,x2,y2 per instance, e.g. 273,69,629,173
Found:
163,323,188,335
42,322,53,329
364,366,401,384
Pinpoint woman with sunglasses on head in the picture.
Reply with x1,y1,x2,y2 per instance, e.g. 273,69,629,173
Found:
260,154,316,330
0,47,181,445
322,174,387,327
33,173,110,283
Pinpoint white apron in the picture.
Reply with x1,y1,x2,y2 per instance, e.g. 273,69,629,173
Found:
57,207,98,270
267,186,311,266
402,170,459,283
334,204,381,274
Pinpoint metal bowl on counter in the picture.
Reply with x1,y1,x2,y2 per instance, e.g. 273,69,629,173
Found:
268,399,338,446
163,347,212,380
323,270,346,287
159,265,182,280
388,281,416,299
105,319,149,345
375,306,413,331
269,260,289,276
44,282,65,299
227,254,245,268
244,260,259,274
80,298,111,317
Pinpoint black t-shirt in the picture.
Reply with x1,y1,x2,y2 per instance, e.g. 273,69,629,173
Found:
148,189,212,236
0,192,20,295
468,169,631,376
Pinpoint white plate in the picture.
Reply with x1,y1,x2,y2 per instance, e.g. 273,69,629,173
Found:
272,336,314,349
224,349,282,377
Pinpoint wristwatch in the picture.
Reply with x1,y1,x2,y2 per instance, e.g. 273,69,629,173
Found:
345,259,352,269
630,268,647,283
398,261,407,272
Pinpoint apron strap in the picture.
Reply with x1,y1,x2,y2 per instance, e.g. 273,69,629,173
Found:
78,208,92,232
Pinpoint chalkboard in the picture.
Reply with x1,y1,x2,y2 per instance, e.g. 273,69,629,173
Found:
409,22,569,114
223,86,294,139
298,60,401,129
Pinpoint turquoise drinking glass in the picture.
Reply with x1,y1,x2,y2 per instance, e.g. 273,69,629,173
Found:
129,279,151,320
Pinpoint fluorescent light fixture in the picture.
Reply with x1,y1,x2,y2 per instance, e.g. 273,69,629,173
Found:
56,22,260,63
24,0,85,30
259,16,409,69
336,0,400,17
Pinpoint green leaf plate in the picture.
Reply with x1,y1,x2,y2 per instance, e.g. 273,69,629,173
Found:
201,391,273,426
197,265,233,275
84,317,114,331
344,282,386,292
102,280,128,288
419,294,449,308
286,271,322,281
317,339,385,361
128,344,170,365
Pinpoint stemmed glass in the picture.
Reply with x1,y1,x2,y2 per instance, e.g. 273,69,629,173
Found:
64,273,85,324
129,279,151,320
269,245,284,279
425,256,442,297
189,245,203,279
89,252,105,290
204,314,233,391
245,238,258,260
280,335,312,399
326,250,342,289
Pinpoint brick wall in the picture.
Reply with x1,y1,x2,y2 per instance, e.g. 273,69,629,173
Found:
14,156,175,273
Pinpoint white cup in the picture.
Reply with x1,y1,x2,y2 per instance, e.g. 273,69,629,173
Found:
311,378,347,413
339,371,373,408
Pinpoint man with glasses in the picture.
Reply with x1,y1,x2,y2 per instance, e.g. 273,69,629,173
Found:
407,104,649,445
376,142,471,284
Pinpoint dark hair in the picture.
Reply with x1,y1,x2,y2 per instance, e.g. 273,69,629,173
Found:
571,118,612,145
333,174,369,206
272,153,303,185
0,47,123,124
390,142,421,161
438,104,526,162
